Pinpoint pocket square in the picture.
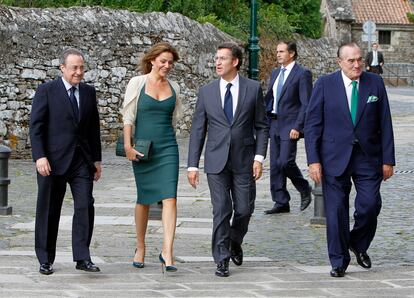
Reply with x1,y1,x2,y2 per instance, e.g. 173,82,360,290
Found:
367,95,379,103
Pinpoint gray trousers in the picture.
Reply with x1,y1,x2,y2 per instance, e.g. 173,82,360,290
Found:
207,161,256,263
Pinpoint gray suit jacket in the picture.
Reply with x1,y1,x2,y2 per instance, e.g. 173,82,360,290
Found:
188,75,269,174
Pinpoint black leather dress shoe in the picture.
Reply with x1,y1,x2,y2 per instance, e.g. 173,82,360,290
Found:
230,241,243,266
330,267,345,277
300,186,312,211
39,263,54,275
215,260,229,277
264,205,290,214
76,260,101,272
350,247,371,268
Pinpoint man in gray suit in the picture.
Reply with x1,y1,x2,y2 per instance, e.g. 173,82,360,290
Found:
188,42,268,277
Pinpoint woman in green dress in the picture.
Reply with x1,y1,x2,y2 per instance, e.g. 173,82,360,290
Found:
121,42,182,272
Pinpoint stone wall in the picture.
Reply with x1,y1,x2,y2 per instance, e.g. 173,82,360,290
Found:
352,24,414,63
0,6,339,158
0,6,236,157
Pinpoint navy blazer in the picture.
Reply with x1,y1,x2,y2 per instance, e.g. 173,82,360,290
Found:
188,75,269,174
30,77,101,175
305,71,395,177
264,63,312,140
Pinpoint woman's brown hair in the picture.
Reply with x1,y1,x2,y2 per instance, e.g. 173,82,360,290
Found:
139,42,180,74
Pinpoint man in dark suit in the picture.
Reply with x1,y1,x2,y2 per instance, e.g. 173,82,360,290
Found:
30,48,102,275
305,42,395,278
187,42,268,277
264,41,312,215
365,43,384,74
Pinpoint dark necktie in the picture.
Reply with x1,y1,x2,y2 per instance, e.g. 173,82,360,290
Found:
274,67,286,113
69,86,79,121
350,81,358,125
224,83,233,123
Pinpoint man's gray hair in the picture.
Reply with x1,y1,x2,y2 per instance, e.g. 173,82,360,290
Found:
59,48,84,65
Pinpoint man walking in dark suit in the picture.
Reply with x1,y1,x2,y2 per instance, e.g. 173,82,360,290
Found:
264,41,312,215
365,42,384,75
305,42,395,278
187,42,268,277
30,48,102,275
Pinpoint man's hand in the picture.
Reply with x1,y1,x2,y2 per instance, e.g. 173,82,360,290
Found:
36,157,51,176
187,171,199,189
289,129,300,140
94,162,102,181
308,163,322,184
383,164,393,181
253,161,263,181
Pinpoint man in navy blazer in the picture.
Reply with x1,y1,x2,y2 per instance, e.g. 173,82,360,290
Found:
305,43,395,277
264,41,312,215
30,48,102,275
188,42,268,277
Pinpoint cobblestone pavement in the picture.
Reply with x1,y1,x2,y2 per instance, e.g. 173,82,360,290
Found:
0,87,413,297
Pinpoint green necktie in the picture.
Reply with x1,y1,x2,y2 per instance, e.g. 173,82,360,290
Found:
350,80,358,125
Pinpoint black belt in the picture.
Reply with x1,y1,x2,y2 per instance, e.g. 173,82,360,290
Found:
267,113,277,119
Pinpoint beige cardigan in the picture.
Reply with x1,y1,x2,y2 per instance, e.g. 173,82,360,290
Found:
121,74,182,128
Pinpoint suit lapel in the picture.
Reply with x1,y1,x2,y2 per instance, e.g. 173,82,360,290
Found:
232,76,247,125
269,69,279,89
279,64,298,99
78,83,87,122
355,72,369,126
58,77,79,126
334,71,354,126
211,80,228,123
265,69,278,111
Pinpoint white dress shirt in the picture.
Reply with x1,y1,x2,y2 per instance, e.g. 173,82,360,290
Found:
271,61,295,113
61,77,79,107
219,75,239,115
371,51,378,66
341,71,360,111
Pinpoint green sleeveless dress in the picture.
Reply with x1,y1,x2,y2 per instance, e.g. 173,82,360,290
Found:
132,85,178,205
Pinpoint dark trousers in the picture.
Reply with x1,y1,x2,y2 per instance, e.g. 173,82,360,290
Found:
35,149,95,264
207,159,256,263
323,145,382,269
269,120,309,207
368,66,381,74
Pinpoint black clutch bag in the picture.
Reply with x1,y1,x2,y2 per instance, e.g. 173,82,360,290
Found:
115,135,152,161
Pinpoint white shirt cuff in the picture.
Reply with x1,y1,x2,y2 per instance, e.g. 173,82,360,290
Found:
254,155,264,163
187,167,199,172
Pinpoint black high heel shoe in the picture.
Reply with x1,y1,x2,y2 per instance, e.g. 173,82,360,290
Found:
159,253,177,273
132,249,144,268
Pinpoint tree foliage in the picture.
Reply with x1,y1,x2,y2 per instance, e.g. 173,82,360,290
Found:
0,0,322,39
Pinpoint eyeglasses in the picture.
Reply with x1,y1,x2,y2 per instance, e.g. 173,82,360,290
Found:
214,56,232,62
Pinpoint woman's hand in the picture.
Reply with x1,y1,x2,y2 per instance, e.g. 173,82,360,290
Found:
125,147,144,161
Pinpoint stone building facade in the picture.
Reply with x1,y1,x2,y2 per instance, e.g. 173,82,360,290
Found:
0,6,339,158
321,0,414,62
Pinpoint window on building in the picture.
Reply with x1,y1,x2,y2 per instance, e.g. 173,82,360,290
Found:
378,31,391,45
